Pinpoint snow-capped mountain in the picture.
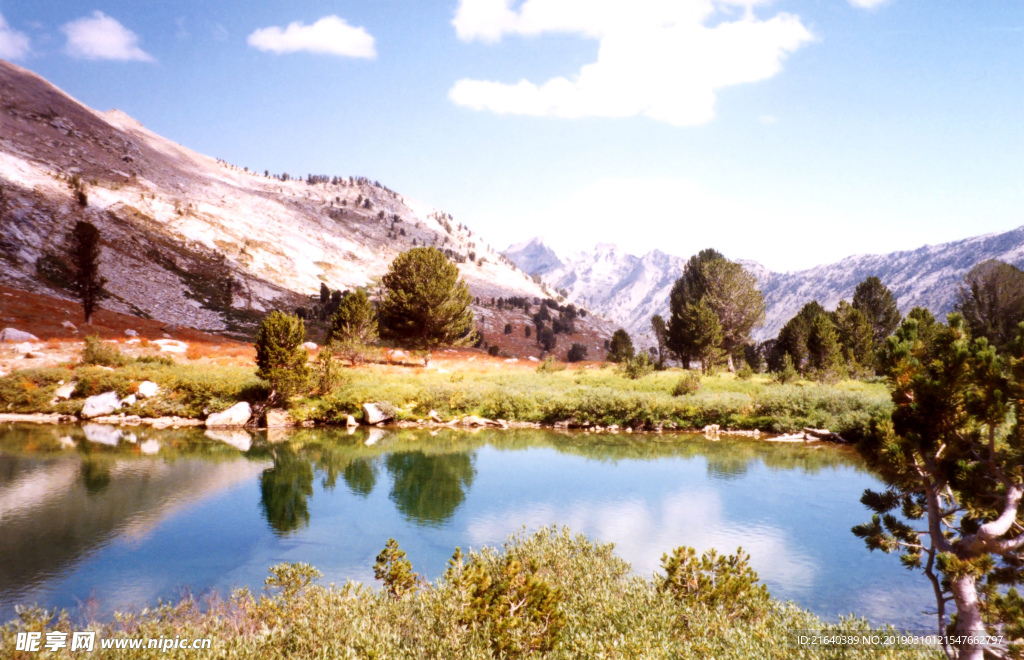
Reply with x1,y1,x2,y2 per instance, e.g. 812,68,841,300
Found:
505,226,1024,342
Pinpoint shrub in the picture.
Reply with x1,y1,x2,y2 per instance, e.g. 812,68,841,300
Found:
566,343,588,363
504,323,513,335
374,538,419,599
81,335,129,367
0,368,70,412
255,312,310,401
620,352,654,380
536,357,565,373
488,345,500,357
772,353,799,384
657,546,770,623
672,371,702,396
736,366,754,380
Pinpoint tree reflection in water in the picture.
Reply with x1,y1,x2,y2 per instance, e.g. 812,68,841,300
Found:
343,459,378,498
260,449,314,535
385,451,475,527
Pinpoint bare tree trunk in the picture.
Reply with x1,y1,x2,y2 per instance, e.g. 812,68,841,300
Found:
950,573,986,660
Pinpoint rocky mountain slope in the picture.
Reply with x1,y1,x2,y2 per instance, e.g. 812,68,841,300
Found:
0,59,586,345
506,226,1024,343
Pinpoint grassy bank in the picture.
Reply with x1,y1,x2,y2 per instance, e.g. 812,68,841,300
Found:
0,355,891,439
1,527,938,660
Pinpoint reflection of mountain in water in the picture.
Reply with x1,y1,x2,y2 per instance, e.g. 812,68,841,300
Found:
0,452,265,612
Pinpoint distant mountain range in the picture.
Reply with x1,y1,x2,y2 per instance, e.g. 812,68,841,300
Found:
505,226,1024,343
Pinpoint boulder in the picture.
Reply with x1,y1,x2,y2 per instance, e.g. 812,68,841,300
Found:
14,342,35,354
528,356,540,362
62,321,77,332
204,429,252,452
0,328,39,342
346,414,359,428
362,402,393,425
265,408,294,428
462,415,499,427
82,423,122,446
121,394,137,407
136,381,160,398
428,409,442,423
81,391,121,419
124,329,138,337
303,341,318,351
206,402,251,427
154,339,187,353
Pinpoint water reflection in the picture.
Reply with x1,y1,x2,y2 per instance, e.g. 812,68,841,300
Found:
385,451,475,527
0,422,930,629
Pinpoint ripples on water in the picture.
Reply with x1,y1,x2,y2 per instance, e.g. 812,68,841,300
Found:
0,424,932,628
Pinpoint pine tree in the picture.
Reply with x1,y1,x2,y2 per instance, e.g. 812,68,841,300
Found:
852,276,901,343
854,315,1024,659
320,282,330,304
954,259,1024,351
327,290,378,363
607,329,635,363
378,247,476,350
254,311,310,401
769,301,825,373
650,314,668,368
806,314,845,382
678,300,723,375
833,300,875,375
69,220,107,323
373,538,419,600
567,343,588,362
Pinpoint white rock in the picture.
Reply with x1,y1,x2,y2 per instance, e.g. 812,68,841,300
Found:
467,356,476,362
82,423,122,446
504,358,519,363
136,381,160,398
206,401,251,427
81,391,121,419
126,338,140,344
362,402,393,425
0,328,39,342
14,342,35,354
62,321,77,332
364,428,386,446
204,428,252,452
154,339,188,353
303,341,318,350
125,329,138,337
265,408,293,427
528,356,540,362
346,414,358,428
140,439,161,455
121,394,137,407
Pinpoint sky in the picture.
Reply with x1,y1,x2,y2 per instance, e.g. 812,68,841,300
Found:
1,0,1022,272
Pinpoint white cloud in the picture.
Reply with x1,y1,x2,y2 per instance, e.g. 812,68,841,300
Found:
61,11,153,61
247,16,376,58
847,0,889,8
449,0,814,126
0,14,31,60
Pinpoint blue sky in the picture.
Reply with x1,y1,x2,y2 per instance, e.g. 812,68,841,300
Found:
1,1,1022,272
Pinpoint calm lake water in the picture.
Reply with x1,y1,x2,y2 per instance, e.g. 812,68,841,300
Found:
0,423,932,629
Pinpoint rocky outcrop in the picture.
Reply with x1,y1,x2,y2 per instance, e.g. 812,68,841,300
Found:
205,402,251,427
362,402,393,425
265,408,293,428
0,328,39,342
80,392,121,419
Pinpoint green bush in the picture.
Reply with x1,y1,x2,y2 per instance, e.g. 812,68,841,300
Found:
736,366,754,380
81,335,129,367
536,357,565,373
0,368,72,412
672,371,702,396
255,311,311,402
620,352,654,380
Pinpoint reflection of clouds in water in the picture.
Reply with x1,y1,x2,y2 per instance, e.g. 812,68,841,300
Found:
846,584,935,631
466,487,818,594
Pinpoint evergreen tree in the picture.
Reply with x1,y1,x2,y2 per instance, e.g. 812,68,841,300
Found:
769,301,826,373
320,282,330,304
255,311,310,401
666,250,763,370
567,343,588,362
852,276,901,343
328,289,378,363
854,316,1024,659
806,314,845,382
607,329,635,363
833,300,876,375
678,300,723,375
378,247,476,350
650,314,668,368
954,259,1024,351
69,220,107,323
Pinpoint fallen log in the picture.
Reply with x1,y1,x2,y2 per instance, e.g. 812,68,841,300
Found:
802,427,849,443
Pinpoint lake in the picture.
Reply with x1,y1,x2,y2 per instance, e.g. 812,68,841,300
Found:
0,423,932,629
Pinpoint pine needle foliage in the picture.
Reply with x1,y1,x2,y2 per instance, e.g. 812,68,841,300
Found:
657,546,771,623
69,220,107,323
255,312,310,401
378,247,476,350
374,538,420,600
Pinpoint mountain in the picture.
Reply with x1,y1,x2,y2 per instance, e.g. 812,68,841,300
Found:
0,59,581,345
505,227,1024,343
